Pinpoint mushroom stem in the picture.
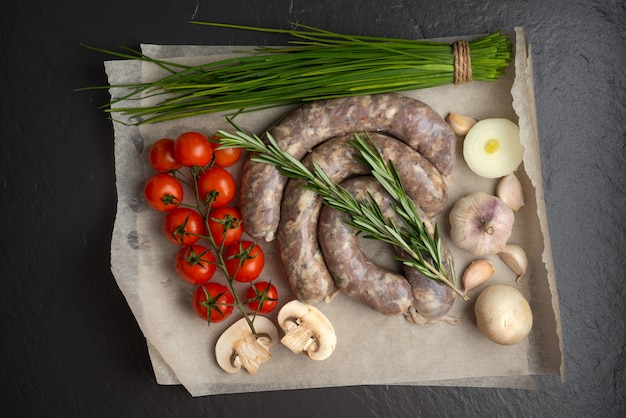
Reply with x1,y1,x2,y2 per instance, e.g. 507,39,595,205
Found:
232,334,272,375
215,315,279,374
277,300,337,361
281,323,317,354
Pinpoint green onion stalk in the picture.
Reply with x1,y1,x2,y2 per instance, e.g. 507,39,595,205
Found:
81,22,513,125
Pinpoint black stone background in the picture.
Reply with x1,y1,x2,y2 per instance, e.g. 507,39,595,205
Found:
1,0,624,416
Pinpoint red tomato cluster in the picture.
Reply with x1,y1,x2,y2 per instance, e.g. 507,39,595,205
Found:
143,131,279,325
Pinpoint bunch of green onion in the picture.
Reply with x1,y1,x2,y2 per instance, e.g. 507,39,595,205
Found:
84,22,513,124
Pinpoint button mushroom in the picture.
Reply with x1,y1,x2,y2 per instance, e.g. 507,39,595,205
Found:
474,284,533,345
277,300,337,361
214,315,279,374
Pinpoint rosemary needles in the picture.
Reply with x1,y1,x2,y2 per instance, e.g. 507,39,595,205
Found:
216,129,464,299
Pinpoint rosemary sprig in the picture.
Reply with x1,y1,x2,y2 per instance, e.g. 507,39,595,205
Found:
80,22,512,125
216,129,466,299
348,134,460,296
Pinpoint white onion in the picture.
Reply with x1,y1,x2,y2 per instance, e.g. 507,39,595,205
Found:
463,118,524,178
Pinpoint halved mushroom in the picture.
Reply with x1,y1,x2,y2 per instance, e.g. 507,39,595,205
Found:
215,315,279,374
277,300,337,361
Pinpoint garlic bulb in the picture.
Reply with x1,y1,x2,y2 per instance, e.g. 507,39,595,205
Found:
449,192,515,256
497,173,525,211
462,259,495,294
446,113,478,136
498,244,528,283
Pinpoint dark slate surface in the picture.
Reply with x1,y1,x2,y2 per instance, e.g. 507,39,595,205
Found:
1,0,624,416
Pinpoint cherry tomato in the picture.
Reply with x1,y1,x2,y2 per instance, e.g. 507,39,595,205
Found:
175,245,217,285
197,167,236,208
210,135,242,167
192,282,234,324
207,206,244,247
174,131,213,167
246,281,278,314
224,240,265,283
149,138,182,172
144,173,183,212
163,207,205,246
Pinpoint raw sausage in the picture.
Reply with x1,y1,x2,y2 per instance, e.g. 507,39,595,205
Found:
240,93,456,241
319,176,456,321
404,263,457,324
402,244,457,324
318,176,413,315
276,136,369,304
277,132,447,304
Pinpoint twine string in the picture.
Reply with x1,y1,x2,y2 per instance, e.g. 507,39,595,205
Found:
452,39,472,85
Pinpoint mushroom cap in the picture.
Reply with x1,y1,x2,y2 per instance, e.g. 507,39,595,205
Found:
277,300,337,361
475,284,533,345
215,315,279,374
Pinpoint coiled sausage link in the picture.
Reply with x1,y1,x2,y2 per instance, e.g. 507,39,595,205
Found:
277,133,447,305
276,135,369,304
319,176,456,322
318,176,413,315
240,93,456,241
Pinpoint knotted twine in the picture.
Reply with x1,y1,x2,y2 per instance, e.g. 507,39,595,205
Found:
452,39,472,84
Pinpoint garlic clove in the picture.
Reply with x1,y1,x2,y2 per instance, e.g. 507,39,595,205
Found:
446,113,478,136
498,244,528,283
449,192,515,256
497,173,525,211
462,259,495,294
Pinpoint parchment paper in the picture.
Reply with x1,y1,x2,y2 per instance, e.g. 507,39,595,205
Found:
107,28,564,397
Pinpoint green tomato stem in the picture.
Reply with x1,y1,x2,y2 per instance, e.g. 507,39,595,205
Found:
189,165,257,335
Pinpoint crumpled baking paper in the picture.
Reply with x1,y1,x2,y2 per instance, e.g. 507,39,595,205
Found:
107,27,563,396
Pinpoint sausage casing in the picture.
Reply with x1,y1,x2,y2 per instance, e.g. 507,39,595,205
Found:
277,133,447,304
276,134,368,304
319,176,456,321
318,176,413,315
240,93,456,241
402,249,456,324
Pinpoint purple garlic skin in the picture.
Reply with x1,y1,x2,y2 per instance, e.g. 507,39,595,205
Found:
449,191,515,256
